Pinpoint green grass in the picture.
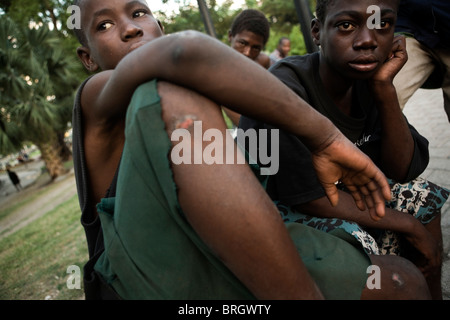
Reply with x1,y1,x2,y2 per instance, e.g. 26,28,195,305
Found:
0,185,52,223
0,195,88,300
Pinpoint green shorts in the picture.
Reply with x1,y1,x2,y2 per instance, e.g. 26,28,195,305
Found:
95,80,371,300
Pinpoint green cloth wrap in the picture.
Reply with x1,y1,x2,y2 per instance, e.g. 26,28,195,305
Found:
95,80,370,300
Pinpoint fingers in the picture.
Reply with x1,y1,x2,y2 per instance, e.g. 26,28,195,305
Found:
352,165,390,220
324,180,385,221
323,183,339,208
393,34,406,45
344,180,387,221
390,35,408,65
321,164,390,221
366,180,388,219
392,35,406,54
372,170,392,202
311,134,391,220
345,185,367,211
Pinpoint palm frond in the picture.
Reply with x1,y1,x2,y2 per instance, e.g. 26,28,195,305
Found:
0,14,80,151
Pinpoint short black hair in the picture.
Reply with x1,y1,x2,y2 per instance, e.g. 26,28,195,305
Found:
229,9,270,45
277,37,290,45
315,0,335,22
315,0,401,22
71,0,87,46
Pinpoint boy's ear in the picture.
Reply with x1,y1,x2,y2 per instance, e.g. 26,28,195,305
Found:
227,30,233,43
311,18,321,46
77,46,99,72
157,19,165,34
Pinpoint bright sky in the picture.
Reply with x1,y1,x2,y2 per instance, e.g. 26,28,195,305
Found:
150,0,246,15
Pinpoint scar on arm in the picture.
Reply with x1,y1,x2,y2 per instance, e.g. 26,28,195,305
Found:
173,114,198,131
392,273,404,287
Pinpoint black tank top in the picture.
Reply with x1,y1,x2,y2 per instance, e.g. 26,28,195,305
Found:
72,77,120,299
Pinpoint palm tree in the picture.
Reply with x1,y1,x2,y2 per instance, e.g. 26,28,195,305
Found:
0,15,80,180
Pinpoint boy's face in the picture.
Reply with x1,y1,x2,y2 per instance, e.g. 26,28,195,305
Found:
77,0,164,71
313,0,397,80
277,39,291,57
228,30,265,61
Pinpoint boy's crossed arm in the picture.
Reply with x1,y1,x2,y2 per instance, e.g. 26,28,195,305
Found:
84,30,391,220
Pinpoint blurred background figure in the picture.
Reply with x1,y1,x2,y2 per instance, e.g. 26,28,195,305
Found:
393,0,450,122
6,167,22,192
228,9,271,68
225,9,271,126
270,37,291,66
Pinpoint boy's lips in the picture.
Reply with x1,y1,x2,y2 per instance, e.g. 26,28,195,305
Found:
348,61,379,72
348,56,379,72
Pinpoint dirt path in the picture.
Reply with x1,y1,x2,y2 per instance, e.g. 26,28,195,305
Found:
0,169,78,240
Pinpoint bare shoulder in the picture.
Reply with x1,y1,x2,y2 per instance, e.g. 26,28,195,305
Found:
80,70,114,120
256,53,270,69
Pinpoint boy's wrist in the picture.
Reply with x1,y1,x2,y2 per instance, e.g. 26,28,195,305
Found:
369,79,395,90
369,81,397,101
305,118,342,154
403,215,428,245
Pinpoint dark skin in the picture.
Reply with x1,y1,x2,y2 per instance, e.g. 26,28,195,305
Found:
256,52,271,69
302,0,442,298
228,29,266,62
270,38,291,66
315,0,413,180
277,38,291,58
74,0,431,299
225,30,271,125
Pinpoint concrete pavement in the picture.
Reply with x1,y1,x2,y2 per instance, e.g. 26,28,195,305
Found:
402,88,450,300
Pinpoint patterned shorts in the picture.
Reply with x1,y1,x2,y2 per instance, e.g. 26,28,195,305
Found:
278,177,450,256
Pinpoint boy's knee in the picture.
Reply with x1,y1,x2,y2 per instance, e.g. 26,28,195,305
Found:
362,255,431,300
392,257,431,299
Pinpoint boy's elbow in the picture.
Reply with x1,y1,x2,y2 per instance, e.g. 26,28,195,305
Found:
175,30,205,39
167,30,210,64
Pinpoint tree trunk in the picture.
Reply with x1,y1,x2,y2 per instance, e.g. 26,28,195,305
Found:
57,131,72,161
36,136,66,181
42,0,59,31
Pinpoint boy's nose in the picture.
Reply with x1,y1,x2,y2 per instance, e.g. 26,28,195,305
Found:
242,46,251,57
122,22,143,40
353,28,377,50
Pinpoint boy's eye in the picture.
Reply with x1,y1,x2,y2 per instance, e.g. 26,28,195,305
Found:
251,46,262,53
235,39,248,48
98,22,113,31
337,22,356,31
133,10,147,18
379,20,391,29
